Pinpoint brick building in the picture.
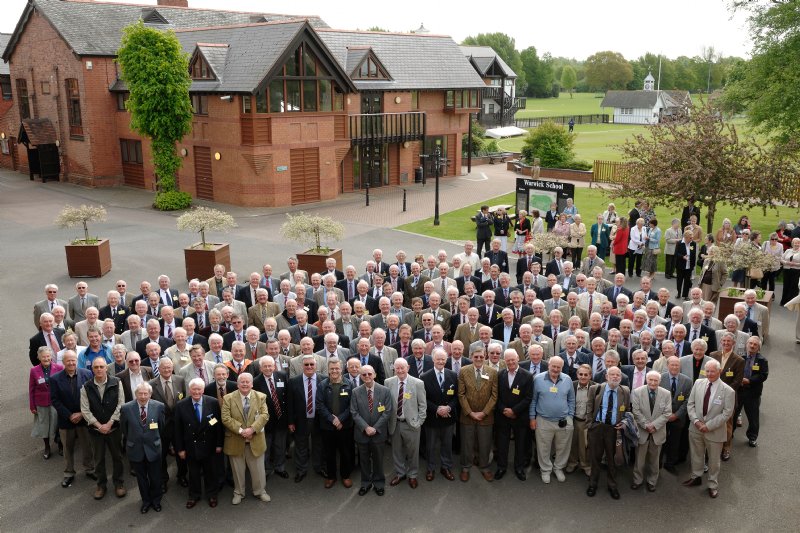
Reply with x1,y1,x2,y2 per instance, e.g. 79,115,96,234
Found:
1,0,485,206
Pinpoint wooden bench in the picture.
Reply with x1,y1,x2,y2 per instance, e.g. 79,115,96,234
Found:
488,152,513,164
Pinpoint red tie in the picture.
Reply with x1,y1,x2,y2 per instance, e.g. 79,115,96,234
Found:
306,377,313,416
140,405,146,425
397,381,405,416
198,366,205,381
588,295,593,312
269,378,282,419
47,332,59,354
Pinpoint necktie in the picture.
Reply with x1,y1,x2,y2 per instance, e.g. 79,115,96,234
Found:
416,358,423,375
152,363,159,378
47,332,59,354
648,318,653,328
589,258,594,269
164,380,174,408
648,389,655,411
604,389,615,425
306,377,313,416
588,295,593,312
397,381,405,416
195,402,202,422
218,385,225,402
671,377,676,397
476,369,482,389
702,383,712,416
81,297,86,311
140,405,146,425
623,338,629,349
368,388,373,413
438,371,444,388
595,357,602,374
236,362,242,374
470,325,476,336
243,395,250,420
614,287,619,300
425,331,431,342
269,378,282,418
198,366,205,381
166,324,172,338
603,317,609,330
198,314,205,329
515,308,520,322
237,332,242,342
703,318,709,327
348,282,354,300
635,371,643,389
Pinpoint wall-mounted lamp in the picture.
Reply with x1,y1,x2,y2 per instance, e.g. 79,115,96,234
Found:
214,152,221,161
394,96,402,104
55,139,60,147
403,141,410,149
219,95,233,102
180,148,188,157
0,132,5,140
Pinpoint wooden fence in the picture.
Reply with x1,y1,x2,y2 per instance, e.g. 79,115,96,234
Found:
514,114,609,128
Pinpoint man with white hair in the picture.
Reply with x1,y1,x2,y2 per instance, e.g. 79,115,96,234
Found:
530,356,574,485
386,358,427,489
630,370,671,491
586,365,630,499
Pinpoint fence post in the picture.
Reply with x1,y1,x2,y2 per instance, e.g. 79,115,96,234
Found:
365,181,370,206
402,189,407,212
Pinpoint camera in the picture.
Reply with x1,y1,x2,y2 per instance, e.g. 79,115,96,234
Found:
558,418,567,428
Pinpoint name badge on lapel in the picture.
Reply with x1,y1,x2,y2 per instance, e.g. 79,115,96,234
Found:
149,422,159,430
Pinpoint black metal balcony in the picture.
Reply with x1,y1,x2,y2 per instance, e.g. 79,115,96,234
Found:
349,112,426,145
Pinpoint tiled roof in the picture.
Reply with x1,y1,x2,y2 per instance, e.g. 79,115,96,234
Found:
0,33,10,75
19,118,58,146
601,90,693,110
460,45,516,78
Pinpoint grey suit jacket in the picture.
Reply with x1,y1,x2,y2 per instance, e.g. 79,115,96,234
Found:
679,355,712,381
631,385,672,445
686,378,735,442
314,287,345,307
350,383,393,443
660,371,693,423
371,346,398,379
120,399,165,462
385,375,426,432
68,294,100,321
215,299,247,318
334,316,360,340
33,298,69,328
178,361,216,392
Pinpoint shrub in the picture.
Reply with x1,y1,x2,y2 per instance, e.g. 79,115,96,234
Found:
154,190,192,211
521,121,576,167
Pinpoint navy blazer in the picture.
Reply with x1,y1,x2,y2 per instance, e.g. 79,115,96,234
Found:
495,368,533,425
50,368,93,429
287,373,323,431
315,378,354,431
253,371,288,429
29,329,65,366
173,395,224,460
405,354,434,379
420,367,458,427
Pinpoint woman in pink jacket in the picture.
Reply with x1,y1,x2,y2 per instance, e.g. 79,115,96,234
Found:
29,347,64,460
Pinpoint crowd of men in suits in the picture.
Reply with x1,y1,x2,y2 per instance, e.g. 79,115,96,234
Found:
29,243,770,507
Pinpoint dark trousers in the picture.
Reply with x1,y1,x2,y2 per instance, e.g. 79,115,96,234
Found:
90,429,124,488
132,458,162,506
265,425,288,474
615,253,627,275
294,420,322,475
321,427,354,480
760,269,777,292
676,268,693,298
160,425,187,482
588,423,618,489
426,424,455,471
477,237,491,258
495,419,528,471
665,254,676,278
734,391,761,440
662,418,685,467
186,454,218,500
572,247,584,265
357,439,385,488
628,252,642,277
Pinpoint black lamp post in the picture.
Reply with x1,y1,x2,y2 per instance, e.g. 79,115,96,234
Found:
433,146,441,226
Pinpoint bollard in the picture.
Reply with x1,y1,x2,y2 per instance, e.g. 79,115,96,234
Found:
365,181,370,206
402,189,407,212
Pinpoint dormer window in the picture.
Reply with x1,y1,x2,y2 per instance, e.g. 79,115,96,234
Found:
351,51,390,80
190,55,215,80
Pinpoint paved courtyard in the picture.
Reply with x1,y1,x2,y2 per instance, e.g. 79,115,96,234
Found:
1,166,798,532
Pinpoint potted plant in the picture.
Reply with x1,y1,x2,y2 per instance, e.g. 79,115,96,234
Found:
530,232,569,263
56,204,112,277
177,207,237,281
280,212,345,274
708,243,778,317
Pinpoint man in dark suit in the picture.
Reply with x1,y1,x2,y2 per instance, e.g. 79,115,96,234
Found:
544,248,566,277
604,274,634,308
29,314,65,365
494,351,533,481
174,377,224,508
156,275,180,308
350,363,393,496
475,206,493,257
485,239,510,274
148,358,187,490
478,294,502,329
680,197,701,229
674,232,697,299
405,339,433,379
734,336,769,447
252,356,290,478
287,355,324,482
515,244,541,284
116,352,154,402
685,308,718,353
492,309,519,345
421,349,458,481
98,292,129,334
351,338,387,383
660,356,693,473
236,274,262,310
320,257,345,281
119,382,166,513
455,266,482,297
135,319,174,359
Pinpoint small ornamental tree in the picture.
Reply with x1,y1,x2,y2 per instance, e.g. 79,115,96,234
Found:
55,204,108,244
521,122,576,168
177,207,237,248
280,213,344,254
117,21,193,210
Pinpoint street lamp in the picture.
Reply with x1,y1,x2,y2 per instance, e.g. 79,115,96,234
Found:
433,146,441,226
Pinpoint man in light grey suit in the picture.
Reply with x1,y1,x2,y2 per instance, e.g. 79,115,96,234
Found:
630,371,672,491
33,283,69,328
121,315,145,352
660,356,693,472
215,288,247,318
68,281,100,322
119,381,165,513
385,359,426,488
350,365,393,496
684,359,735,498
370,329,398,379
679,339,712,381
178,346,216,393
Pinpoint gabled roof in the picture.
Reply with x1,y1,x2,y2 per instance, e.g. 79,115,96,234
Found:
194,43,229,81
348,47,392,80
2,0,328,61
18,118,58,146
345,47,370,74
319,30,486,91
601,90,691,110
460,45,516,78
0,33,10,76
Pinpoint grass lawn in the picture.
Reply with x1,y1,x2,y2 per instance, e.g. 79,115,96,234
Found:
396,187,798,270
516,92,607,118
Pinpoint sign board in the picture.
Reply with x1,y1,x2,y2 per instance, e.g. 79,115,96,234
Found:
276,165,288,172
515,178,575,216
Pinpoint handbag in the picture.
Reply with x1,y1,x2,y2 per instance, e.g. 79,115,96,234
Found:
748,267,764,280
651,247,661,255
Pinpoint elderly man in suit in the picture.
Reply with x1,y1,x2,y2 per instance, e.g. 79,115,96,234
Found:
252,356,289,479
117,351,154,403
680,339,713,382
660,356,693,473
710,332,744,462
567,364,595,476
315,357,355,489
69,282,100,322
735,336,769,448
351,364,393,496
221,372,270,504
458,347,497,482
148,357,187,491
174,377,224,508
631,370,672,491
586,366,630,499
684,359,735,498
29,313,65,365
120,382,165,513
421,349,458,481
495,350,533,481
287,354,324,482
34,284,69,328
385,358,426,489
247,289,280,332
178,345,216,392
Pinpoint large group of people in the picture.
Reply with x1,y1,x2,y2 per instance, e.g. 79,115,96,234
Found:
26,224,784,510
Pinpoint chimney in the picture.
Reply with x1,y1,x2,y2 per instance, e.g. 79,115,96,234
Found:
157,0,189,7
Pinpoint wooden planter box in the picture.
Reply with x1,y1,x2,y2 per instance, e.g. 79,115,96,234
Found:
717,289,773,319
65,239,112,278
296,248,343,276
184,243,231,282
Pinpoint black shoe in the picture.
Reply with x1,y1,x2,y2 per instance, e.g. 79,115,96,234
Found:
646,484,656,492
61,476,74,488
493,469,506,480
358,484,372,496
294,473,306,483
374,487,385,496
586,486,597,497
515,470,526,481
609,487,620,500
663,464,678,474
275,470,289,479
85,472,97,481
140,504,150,514
58,442,64,456
682,477,702,487
152,504,162,512
748,439,758,448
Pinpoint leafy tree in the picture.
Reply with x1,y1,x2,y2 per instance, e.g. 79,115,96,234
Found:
610,102,800,233
520,46,554,98
462,33,526,93
463,120,486,156
367,26,388,32
560,65,577,98
584,51,633,91
117,21,193,210
720,0,800,144
521,122,576,167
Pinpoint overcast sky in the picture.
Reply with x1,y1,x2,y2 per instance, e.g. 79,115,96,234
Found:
1,0,752,60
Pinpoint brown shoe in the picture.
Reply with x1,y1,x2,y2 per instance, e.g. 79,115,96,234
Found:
682,477,702,487
324,479,335,489
460,470,469,482
114,486,127,498
408,478,418,489
186,500,197,509
389,475,406,487
208,498,218,508
425,471,434,481
721,450,731,461
440,468,455,481
93,486,106,500
341,478,353,488
482,471,494,482
708,488,719,498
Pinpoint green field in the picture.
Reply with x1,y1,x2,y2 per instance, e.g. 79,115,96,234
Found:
516,92,608,118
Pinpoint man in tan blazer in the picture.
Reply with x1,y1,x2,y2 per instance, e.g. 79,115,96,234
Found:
457,347,497,482
453,308,483,347
631,371,672,491
247,289,280,332
221,373,270,505
684,359,735,498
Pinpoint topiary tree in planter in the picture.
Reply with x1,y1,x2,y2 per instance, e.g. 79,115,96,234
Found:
178,207,237,281
55,204,112,277
55,204,108,244
177,206,237,248
281,213,345,274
